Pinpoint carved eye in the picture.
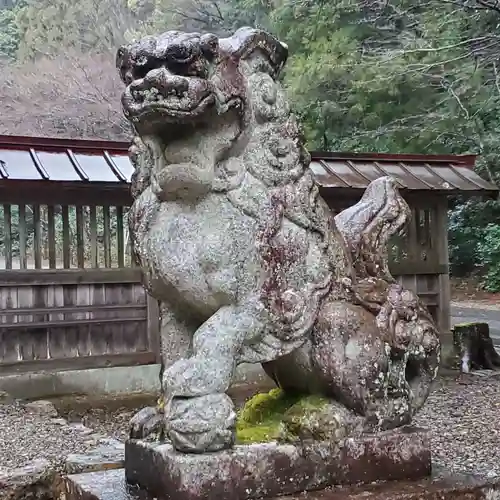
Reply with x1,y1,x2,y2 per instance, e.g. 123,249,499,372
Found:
166,44,194,65
200,34,218,60
133,55,159,80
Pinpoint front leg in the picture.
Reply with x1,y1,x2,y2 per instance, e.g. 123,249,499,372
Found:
162,300,268,453
130,303,194,439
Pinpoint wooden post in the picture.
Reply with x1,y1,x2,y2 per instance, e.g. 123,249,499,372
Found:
62,205,70,269
3,204,12,269
19,204,27,270
435,199,452,349
147,294,161,363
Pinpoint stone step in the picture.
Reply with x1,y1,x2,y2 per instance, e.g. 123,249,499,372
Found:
61,468,500,500
59,469,150,500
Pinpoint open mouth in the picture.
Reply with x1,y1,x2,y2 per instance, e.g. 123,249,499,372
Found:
124,88,215,122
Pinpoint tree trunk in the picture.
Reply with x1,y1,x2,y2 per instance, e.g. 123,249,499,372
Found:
452,322,500,373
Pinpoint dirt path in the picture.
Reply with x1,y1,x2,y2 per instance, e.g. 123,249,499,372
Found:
451,277,500,309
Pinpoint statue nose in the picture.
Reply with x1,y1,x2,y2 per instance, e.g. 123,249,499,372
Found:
144,67,189,97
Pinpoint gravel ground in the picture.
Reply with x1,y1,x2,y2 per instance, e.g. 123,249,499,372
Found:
2,374,500,481
73,374,500,479
0,399,108,474
414,373,500,479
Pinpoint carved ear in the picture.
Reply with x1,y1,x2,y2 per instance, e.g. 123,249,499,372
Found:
221,27,288,76
116,45,131,84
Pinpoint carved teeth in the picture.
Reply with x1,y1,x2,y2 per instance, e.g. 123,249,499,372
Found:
131,85,185,103
132,90,145,102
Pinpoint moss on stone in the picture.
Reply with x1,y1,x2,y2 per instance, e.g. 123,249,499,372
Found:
235,388,300,444
235,389,338,445
285,395,331,415
282,395,336,442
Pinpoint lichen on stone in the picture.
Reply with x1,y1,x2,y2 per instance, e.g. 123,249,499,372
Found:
283,395,358,442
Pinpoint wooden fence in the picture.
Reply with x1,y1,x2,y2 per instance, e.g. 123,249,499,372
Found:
328,194,450,334
0,201,159,375
389,198,449,332
0,196,448,375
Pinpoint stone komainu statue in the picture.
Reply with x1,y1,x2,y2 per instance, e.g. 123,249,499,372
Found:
116,27,440,453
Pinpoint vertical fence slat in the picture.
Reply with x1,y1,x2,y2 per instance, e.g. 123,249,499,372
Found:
424,209,431,248
407,208,418,263
62,205,70,269
47,205,56,269
90,205,98,268
19,204,27,269
76,206,85,268
116,206,124,268
33,205,41,269
103,205,111,268
3,204,12,269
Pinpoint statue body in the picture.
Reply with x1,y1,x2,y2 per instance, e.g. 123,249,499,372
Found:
117,28,440,453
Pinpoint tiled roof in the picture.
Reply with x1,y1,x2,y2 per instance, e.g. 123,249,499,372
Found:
0,135,497,196
310,152,497,195
0,135,131,183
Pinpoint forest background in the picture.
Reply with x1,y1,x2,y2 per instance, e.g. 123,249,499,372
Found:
1,0,500,289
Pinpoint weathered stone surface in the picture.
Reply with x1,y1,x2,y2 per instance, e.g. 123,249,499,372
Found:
304,467,500,500
65,438,125,474
60,469,151,500
0,391,14,405
0,459,55,500
117,26,440,454
287,467,500,500
125,428,431,500
61,467,500,500
23,400,58,418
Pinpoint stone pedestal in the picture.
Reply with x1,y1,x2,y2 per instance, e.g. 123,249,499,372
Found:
61,467,500,500
125,427,431,500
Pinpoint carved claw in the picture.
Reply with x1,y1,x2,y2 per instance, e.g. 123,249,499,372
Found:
129,406,165,440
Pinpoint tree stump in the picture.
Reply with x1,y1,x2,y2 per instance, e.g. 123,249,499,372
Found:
452,322,500,373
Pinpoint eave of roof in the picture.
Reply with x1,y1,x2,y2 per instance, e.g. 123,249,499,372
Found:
0,135,497,198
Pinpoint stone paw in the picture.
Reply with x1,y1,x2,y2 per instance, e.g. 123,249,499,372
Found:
129,406,164,440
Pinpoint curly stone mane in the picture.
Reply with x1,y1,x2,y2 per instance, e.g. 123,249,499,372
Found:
211,58,353,348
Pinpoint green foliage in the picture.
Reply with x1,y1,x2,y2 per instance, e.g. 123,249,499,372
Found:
478,224,500,292
0,0,24,60
227,0,500,288
0,9,19,59
448,198,500,278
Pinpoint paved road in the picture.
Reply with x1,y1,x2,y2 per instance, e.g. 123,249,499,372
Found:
451,305,500,345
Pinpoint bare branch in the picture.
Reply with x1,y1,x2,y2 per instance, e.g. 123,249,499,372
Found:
475,0,500,14
0,51,131,140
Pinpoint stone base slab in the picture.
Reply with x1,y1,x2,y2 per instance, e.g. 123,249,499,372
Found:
61,467,500,500
65,438,125,474
125,427,431,500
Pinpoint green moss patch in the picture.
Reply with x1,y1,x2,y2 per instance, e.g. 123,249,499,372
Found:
235,388,300,444
235,389,333,444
